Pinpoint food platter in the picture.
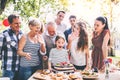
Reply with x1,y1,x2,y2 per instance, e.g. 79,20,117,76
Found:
33,70,83,80
82,70,98,80
82,75,98,80
33,73,46,80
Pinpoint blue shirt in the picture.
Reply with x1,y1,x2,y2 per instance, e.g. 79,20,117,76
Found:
0,28,23,71
64,28,72,42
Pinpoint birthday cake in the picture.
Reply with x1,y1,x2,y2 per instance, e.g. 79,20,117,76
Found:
52,62,75,73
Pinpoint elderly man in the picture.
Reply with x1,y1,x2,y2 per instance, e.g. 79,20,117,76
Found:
42,22,57,69
0,14,23,80
43,22,57,57
55,11,67,33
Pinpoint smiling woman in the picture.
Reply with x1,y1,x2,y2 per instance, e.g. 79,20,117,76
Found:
17,18,46,80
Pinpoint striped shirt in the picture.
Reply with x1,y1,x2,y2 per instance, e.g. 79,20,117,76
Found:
0,28,23,71
20,36,41,67
48,48,69,66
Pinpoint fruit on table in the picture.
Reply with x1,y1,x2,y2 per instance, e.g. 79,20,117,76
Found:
68,64,73,67
56,63,61,66
61,62,67,65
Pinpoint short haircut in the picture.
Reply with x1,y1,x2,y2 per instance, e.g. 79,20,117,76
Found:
8,14,19,24
46,21,57,29
28,18,41,26
57,11,65,15
69,15,76,20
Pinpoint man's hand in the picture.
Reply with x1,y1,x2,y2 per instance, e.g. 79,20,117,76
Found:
43,55,48,60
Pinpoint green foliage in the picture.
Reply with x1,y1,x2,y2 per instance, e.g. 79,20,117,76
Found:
0,0,69,32
0,0,68,23
13,0,68,21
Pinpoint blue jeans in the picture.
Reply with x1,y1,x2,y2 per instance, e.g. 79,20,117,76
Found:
19,65,42,80
2,70,19,80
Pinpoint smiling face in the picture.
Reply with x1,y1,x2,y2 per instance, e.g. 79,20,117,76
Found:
47,25,56,36
94,20,105,33
28,18,41,35
10,18,21,33
57,12,65,23
30,25,41,35
73,24,80,36
55,37,65,49
69,18,76,27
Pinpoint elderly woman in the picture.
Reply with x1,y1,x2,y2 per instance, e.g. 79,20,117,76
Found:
17,18,46,80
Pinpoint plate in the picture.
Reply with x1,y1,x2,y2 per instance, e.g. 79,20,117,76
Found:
33,76,46,80
83,75,98,80
33,73,46,80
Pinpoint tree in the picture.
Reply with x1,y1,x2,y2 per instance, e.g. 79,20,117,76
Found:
0,0,69,32
0,0,68,20
0,0,7,14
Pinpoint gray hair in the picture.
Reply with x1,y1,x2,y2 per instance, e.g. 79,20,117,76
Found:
28,18,41,26
45,21,57,29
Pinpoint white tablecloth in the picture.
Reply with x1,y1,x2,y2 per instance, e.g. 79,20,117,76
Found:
98,71,120,80
28,70,120,80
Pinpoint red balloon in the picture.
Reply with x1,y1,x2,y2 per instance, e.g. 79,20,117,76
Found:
108,58,112,63
3,19,9,27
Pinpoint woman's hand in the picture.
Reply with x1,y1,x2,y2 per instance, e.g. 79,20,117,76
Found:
37,34,45,45
68,32,78,42
25,53,31,60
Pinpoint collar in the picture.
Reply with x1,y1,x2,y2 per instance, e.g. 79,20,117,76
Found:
45,31,56,38
9,27,22,34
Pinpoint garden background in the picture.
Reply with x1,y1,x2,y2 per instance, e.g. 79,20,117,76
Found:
0,0,120,76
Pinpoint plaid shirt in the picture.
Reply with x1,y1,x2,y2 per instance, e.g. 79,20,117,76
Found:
0,28,23,71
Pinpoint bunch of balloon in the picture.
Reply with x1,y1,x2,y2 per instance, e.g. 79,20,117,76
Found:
2,19,9,27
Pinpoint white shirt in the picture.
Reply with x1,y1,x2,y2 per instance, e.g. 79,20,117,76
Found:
70,37,86,66
56,22,67,33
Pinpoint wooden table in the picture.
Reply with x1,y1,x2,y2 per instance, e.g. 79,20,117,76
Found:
28,70,120,80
